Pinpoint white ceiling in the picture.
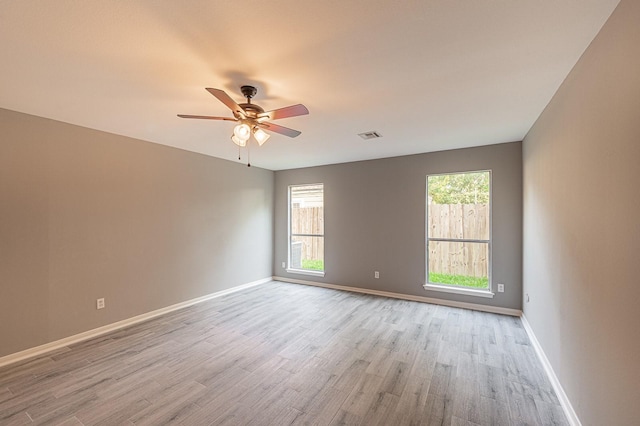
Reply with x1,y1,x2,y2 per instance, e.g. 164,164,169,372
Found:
0,1,619,170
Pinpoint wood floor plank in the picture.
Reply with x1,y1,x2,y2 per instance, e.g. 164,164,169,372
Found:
52,416,85,426
474,396,511,426
423,394,454,425
506,380,544,425
380,360,411,396
267,406,305,426
534,399,571,426
477,363,508,402
360,391,400,426
328,409,362,426
0,387,12,402
245,387,299,426
0,411,32,426
0,281,567,426
128,380,205,425
391,368,431,424
78,395,151,426
290,382,350,423
29,391,98,425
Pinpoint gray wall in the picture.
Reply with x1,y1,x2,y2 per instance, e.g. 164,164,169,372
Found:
274,142,522,310
522,0,639,424
0,108,274,358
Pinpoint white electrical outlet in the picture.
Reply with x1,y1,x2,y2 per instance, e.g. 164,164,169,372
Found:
96,298,105,309
374,271,379,279
497,284,505,293
526,293,530,302
282,262,286,268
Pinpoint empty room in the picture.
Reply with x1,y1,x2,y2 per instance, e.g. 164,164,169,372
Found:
1,1,638,425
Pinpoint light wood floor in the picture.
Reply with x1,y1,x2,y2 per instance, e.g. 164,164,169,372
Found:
0,281,568,425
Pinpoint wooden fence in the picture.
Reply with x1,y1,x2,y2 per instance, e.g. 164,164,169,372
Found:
291,207,324,262
292,204,489,277
428,203,489,278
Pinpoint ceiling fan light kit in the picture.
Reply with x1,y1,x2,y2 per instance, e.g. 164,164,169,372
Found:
178,85,308,165
233,122,251,141
253,128,270,146
230,134,246,147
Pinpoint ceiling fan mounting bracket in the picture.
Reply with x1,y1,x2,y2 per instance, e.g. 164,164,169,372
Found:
240,85,258,101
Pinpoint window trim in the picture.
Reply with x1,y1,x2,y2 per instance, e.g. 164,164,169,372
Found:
424,170,493,297
287,183,325,277
423,283,494,298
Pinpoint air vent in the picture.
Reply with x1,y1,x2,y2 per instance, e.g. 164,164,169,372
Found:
358,131,382,140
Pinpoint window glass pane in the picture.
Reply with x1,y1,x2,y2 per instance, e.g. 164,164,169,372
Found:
427,172,490,240
291,236,324,271
291,184,324,235
289,183,324,273
428,241,489,289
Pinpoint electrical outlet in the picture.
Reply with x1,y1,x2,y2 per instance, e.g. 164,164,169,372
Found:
282,261,286,268
526,293,530,303
497,284,505,293
374,271,379,279
96,298,105,309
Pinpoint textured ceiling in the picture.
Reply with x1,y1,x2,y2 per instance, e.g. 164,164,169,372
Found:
0,1,619,170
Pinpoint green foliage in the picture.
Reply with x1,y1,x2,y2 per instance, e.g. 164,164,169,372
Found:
428,172,490,204
429,272,489,289
302,259,324,271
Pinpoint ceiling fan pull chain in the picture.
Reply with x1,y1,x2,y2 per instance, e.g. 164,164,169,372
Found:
247,142,251,167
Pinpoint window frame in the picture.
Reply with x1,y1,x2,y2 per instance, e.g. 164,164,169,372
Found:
287,183,325,277
423,170,494,298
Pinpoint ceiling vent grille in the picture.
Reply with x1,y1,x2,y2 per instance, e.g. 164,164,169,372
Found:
358,131,382,140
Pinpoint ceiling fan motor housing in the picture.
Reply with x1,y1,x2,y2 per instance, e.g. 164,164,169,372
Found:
239,103,264,118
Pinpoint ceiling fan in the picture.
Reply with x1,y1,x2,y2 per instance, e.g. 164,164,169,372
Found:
178,85,309,149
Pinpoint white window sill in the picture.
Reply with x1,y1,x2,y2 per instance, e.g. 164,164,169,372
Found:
423,283,494,298
286,269,325,278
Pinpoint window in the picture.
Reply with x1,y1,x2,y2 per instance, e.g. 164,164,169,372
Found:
288,183,324,276
425,171,492,296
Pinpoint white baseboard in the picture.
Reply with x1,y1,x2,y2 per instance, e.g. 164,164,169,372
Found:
521,314,581,426
0,277,271,368
273,276,522,317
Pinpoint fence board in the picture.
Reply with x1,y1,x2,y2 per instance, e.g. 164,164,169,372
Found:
291,207,324,261
427,203,489,277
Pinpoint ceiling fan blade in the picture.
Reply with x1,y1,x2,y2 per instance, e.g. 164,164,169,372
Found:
206,88,246,118
258,122,302,138
177,114,236,121
258,104,309,121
